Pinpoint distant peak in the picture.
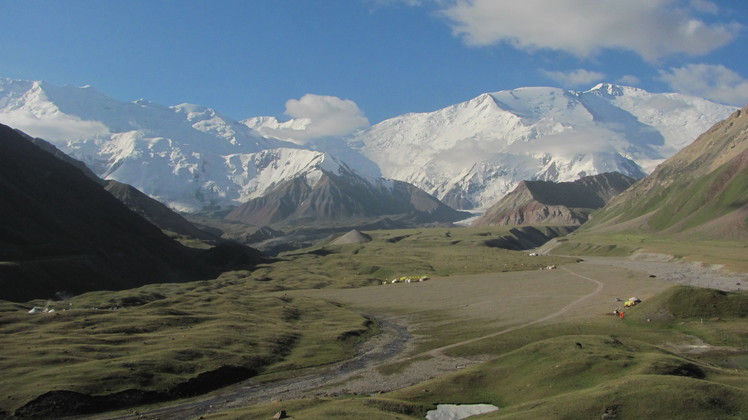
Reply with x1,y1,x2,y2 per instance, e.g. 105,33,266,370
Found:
585,83,648,99
587,83,624,97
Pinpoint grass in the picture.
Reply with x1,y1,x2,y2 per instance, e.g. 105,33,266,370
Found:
0,225,572,416
275,226,575,284
583,154,748,240
1,225,746,419
204,329,748,420
209,245,748,419
0,278,369,414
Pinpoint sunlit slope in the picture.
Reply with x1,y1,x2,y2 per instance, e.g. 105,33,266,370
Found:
582,105,748,239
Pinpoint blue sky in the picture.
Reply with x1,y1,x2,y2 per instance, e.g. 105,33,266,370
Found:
2,0,747,133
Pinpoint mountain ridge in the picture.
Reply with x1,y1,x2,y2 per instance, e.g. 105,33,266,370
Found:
473,172,638,226
0,124,218,301
225,164,469,227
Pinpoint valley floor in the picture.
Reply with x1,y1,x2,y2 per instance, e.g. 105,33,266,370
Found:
83,255,746,419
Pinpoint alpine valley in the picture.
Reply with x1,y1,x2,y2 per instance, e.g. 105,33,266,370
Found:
0,78,736,219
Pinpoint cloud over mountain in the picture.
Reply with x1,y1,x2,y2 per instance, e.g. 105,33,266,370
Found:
541,69,605,88
659,64,748,106
261,94,370,144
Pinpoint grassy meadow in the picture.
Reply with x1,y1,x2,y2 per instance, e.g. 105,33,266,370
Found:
201,230,748,419
1,225,746,418
0,226,571,416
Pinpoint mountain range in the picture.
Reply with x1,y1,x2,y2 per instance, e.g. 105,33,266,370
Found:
337,84,734,209
0,78,736,219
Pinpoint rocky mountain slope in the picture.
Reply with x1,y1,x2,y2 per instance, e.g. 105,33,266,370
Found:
0,79,291,212
104,180,218,241
473,172,638,226
14,130,217,241
0,124,210,300
225,161,469,227
582,105,748,239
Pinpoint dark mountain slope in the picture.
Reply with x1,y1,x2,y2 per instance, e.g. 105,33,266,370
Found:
582,105,748,239
104,180,217,241
17,132,217,242
225,170,469,227
473,172,637,226
0,124,220,301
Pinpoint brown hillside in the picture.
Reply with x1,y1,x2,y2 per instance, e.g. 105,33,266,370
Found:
225,171,469,227
473,172,637,226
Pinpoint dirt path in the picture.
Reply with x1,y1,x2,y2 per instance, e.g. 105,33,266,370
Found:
85,265,608,420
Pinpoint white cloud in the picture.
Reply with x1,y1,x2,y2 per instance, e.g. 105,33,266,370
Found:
617,75,642,86
659,64,748,106
0,110,110,142
509,127,620,159
440,0,741,61
540,69,605,88
263,94,370,143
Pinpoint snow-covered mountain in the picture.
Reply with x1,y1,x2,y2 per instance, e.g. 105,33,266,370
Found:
1,78,736,213
0,79,313,212
337,84,736,209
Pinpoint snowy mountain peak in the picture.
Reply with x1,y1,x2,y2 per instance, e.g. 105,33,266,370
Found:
346,84,736,209
587,83,626,97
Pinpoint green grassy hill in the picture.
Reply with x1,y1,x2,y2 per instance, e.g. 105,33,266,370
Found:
582,105,748,240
